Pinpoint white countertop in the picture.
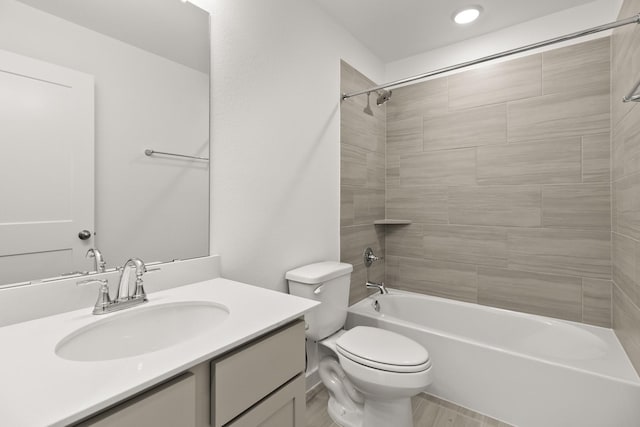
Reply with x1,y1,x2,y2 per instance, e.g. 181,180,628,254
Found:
0,278,318,427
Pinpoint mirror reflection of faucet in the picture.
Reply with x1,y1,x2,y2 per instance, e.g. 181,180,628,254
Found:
86,248,106,273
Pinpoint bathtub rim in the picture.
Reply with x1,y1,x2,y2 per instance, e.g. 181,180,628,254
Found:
348,288,640,386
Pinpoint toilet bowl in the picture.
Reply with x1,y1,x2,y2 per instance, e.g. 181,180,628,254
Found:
286,262,433,427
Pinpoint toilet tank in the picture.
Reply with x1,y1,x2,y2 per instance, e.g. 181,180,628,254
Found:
286,262,353,341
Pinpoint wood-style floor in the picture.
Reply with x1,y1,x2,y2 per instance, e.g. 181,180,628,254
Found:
306,387,514,427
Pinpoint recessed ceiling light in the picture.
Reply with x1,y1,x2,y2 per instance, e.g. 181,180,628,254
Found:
453,6,482,25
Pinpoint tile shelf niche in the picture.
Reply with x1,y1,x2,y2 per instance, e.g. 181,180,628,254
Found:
373,219,412,225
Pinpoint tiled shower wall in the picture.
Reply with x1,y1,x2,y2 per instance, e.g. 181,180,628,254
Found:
382,38,613,327
340,61,385,304
612,0,640,373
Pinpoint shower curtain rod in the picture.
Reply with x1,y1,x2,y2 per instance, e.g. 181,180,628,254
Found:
342,13,640,100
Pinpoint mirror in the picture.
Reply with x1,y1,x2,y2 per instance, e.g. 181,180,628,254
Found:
0,0,210,287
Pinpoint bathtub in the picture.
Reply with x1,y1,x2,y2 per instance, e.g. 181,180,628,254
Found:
346,290,640,427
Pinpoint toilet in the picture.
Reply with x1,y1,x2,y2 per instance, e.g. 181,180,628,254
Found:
286,261,432,427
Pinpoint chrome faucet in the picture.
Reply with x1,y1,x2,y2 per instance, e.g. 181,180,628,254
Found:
86,248,106,273
366,281,389,295
78,258,151,315
116,258,148,303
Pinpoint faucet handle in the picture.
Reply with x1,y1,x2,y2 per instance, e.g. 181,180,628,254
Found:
363,247,383,267
77,278,106,286
79,279,113,315
131,278,147,301
131,266,149,302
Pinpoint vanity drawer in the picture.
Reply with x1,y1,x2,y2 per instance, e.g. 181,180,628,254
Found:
225,374,305,427
76,373,196,427
211,319,305,427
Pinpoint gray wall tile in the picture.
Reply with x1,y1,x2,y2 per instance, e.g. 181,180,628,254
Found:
386,224,424,258
387,113,422,157
448,55,542,110
612,121,626,181
423,225,508,267
448,185,541,227
386,154,400,187
542,183,611,230
612,105,640,180
611,0,640,127
349,262,378,305
508,228,611,279
387,78,448,121
477,138,582,184
400,148,476,186
340,61,386,304
399,257,478,303
385,254,400,286
341,143,368,187
386,186,448,224
341,188,385,226
614,172,640,241
367,151,386,190
621,105,640,176
543,37,611,95
582,133,611,183
582,278,612,327
478,267,582,321
613,284,640,374
423,104,507,151
507,90,610,143
340,112,385,152
341,224,384,267
612,232,639,307
341,187,354,227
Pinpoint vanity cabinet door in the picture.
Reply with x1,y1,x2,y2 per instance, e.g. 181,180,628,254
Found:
212,320,305,427
225,374,305,427
75,373,196,427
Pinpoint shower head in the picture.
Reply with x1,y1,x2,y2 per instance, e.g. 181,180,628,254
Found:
363,92,374,116
376,89,392,106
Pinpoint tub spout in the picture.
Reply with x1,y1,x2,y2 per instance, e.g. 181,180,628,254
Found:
366,281,388,295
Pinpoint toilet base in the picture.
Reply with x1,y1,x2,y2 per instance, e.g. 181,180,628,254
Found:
363,397,413,427
327,395,414,427
327,395,362,427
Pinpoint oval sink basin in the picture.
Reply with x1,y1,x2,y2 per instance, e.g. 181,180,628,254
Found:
55,301,229,361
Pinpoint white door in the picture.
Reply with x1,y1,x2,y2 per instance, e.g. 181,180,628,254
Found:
0,49,94,286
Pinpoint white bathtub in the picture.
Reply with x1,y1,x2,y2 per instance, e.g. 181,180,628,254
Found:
346,290,640,427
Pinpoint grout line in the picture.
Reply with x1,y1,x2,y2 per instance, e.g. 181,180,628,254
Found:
609,278,614,328
540,185,544,228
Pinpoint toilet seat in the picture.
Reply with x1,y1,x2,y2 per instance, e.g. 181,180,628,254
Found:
337,346,432,372
336,326,431,373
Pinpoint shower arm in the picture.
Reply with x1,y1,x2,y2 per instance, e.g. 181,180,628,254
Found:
342,13,640,101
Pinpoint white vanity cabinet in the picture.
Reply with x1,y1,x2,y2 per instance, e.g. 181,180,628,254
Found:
74,319,305,427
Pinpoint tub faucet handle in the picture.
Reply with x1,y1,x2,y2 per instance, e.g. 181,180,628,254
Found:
363,247,383,267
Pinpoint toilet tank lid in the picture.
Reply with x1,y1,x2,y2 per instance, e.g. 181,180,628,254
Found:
285,261,353,284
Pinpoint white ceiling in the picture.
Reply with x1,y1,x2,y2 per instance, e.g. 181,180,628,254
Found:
17,0,209,73
312,0,600,62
